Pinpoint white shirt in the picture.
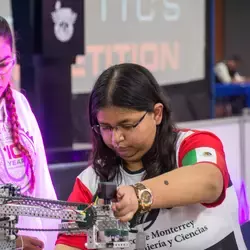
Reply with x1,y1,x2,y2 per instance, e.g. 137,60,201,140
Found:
0,89,59,250
57,130,247,249
214,62,244,84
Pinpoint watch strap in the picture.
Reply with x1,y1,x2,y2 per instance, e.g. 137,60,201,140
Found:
131,183,152,214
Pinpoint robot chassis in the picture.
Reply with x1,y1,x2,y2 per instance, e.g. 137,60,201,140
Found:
0,183,130,250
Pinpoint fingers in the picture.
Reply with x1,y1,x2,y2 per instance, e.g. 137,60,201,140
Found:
116,187,125,200
113,195,138,219
117,211,135,222
29,237,44,248
26,245,43,250
113,185,139,222
18,236,44,250
113,193,131,211
113,201,132,217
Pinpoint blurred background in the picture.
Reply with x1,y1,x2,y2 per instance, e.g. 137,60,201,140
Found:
0,0,249,240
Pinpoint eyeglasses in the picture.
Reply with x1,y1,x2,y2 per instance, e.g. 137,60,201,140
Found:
92,112,148,135
0,58,15,75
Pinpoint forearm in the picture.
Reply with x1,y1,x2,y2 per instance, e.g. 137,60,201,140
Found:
54,244,81,250
141,163,223,209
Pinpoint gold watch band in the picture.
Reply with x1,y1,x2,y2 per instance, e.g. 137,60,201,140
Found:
131,183,152,213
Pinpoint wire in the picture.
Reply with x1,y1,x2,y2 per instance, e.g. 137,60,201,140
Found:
82,203,94,213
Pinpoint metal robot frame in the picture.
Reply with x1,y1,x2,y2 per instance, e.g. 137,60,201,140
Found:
0,183,130,250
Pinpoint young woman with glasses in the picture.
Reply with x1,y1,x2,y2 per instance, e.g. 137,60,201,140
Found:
0,16,58,249
55,63,247,249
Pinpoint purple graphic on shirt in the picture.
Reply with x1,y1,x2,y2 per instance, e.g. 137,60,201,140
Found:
0,128,35,194
238,182,250,224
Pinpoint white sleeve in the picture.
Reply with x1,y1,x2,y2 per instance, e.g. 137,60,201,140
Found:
214,62,232,84
29,112,60,250
13,91,60,249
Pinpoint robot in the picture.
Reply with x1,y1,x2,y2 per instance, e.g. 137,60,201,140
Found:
0,182,130,250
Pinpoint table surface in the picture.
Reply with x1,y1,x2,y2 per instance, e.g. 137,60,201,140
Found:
215,84,250,107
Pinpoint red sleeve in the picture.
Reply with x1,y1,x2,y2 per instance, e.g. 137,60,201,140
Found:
178,131,230,208
55,178,93,249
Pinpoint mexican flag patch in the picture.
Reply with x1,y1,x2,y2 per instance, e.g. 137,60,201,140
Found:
181,147,217,166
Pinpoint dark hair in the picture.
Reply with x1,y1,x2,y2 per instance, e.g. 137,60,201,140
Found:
230,55,242,63
89,63,177,182
0,16,35,192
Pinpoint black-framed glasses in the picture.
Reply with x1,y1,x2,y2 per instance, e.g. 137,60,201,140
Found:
0,57,15,75
92,112,148,135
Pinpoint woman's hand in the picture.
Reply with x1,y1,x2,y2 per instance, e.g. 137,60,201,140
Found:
112,185,139,222
16,235,44,249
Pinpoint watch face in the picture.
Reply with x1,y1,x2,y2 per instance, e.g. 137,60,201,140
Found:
141,190,152,204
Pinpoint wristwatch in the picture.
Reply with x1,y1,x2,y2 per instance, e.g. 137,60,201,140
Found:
132,183,153,214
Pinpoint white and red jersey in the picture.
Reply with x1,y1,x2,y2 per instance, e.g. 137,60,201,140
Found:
0,90,59,250
56,130,247,250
